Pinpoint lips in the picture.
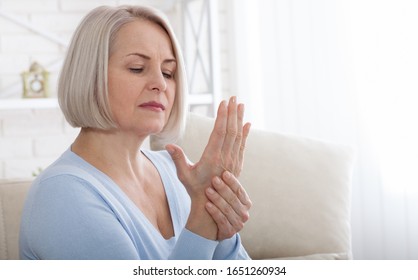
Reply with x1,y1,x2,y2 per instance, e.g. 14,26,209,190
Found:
138,101,166,111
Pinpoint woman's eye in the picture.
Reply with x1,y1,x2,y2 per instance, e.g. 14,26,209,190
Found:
129,68,143,73
163,72,173,79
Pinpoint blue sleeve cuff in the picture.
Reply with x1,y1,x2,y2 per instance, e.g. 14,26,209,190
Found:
213,234,251,260
169,228,219,260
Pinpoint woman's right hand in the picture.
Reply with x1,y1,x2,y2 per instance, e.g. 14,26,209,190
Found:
205,171,252,241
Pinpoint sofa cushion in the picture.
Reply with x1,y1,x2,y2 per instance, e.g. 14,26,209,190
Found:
152,113,354,259
239,129,354,259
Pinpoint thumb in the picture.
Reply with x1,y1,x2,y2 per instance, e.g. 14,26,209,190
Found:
165,144,190,180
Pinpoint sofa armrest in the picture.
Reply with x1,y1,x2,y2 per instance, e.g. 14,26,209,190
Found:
0,179,32,260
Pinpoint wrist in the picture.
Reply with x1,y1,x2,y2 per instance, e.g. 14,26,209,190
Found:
186,199,217,240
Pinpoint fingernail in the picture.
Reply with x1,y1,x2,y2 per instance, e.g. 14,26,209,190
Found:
213,176,221,185
231,96,236,103
224,171,231,179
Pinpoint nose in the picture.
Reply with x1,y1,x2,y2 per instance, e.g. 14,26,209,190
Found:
148,69,167,93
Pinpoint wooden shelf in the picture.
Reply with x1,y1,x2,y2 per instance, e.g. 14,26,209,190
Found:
0,98,59,110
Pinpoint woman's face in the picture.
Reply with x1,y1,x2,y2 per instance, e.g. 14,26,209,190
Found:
107,19,176,137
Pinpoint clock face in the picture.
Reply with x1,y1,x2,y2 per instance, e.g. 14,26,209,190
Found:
30,78,43,93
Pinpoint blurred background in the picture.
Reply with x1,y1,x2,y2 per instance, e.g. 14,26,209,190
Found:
0,0,417,260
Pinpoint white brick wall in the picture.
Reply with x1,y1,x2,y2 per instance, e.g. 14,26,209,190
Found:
0,0,59,12
0,137,32,158
0,106,79,179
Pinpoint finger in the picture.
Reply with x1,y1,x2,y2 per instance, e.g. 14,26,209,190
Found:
208,174,251,224
221,171,252,209
237,122,251,176
202,100,228,158
166,144,190,182
231,103,245,175
206,185,246,228
212,176,242,211
205,202,236,240
221,96,238,170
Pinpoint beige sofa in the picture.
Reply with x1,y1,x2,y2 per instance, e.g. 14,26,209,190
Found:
0,113,354,260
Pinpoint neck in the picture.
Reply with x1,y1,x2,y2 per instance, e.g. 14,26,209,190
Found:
71,128,149,181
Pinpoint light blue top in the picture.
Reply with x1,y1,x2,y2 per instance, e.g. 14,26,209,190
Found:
19,148,250,260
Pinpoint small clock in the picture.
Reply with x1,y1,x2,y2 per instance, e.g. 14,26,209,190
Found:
22,62,49,98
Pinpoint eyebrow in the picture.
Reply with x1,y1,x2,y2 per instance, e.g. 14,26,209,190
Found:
126,52,176,64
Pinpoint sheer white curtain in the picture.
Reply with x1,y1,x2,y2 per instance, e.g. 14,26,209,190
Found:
229,0,418,259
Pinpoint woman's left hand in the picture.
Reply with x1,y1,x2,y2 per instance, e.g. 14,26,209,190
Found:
205,171,252,241
166,97,251,240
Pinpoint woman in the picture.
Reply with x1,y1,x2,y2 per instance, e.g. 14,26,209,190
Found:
19,5,251,260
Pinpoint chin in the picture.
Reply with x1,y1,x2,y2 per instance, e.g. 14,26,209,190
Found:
138,123,165,136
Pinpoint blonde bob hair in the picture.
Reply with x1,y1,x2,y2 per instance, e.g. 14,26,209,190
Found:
58,5,187,144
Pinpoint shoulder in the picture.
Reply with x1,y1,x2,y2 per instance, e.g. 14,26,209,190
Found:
21,151,116,234
27,150,103,205
21,156,107,238
35,148,103,187
26,170,101,218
